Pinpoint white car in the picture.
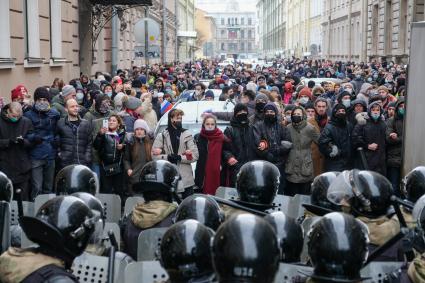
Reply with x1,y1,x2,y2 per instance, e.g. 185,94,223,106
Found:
301,78,342,86
177,89,222,102
218,59,234,67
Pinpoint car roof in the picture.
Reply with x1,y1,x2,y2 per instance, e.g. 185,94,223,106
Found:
302,78,342,85
178,89,222,102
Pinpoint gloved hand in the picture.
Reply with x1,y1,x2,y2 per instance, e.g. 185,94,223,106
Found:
33,135,43,145
167,154,182,164
10,136,24,146
329,145,339,158
281,141,293,150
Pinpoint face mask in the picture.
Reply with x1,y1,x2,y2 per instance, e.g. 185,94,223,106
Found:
98,103,110,114
398,108,405,117
76,92,84,103
173,121,182,129
204,125,215,131
264,114,276,124
255,102,266,113
292,115,303,124
125,90,132,95
299,97,309,105
367,77,373,83
371,113,380,120
9,117,19,123
35,101,50,112
219,84,224,89
236,113,248,124
285,115,292,123
106,92,113,98
344,88,353,95
335,113,346,120
342,99,351,108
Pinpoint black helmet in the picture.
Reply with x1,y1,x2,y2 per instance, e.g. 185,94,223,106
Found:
0,171,13,202
19,196,96,267
327,170,393,218
160,219,215,283
311,172,340,211
307,212,369,282
212,214,280,283
71,192,105,221
174,194,225,231
404,166,425,203
411,195,425,253
235,160,280,210
264,211,303,263
134,160,181,194
55,165,99,196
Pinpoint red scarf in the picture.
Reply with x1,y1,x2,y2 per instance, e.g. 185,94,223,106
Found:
200,127,224,195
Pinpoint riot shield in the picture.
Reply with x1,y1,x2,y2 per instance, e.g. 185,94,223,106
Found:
0,201,11,253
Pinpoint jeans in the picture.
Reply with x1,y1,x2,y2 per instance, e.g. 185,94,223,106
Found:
31,159,55,200
387,166,401,196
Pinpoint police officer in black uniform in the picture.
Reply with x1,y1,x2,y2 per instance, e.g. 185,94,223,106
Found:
0,171,13,254
0,196,96,283
55,164,99,195
401,166,425,228
123,160,181,260
173,194,225,231
160,219,215,283
307,212,369,283
212,213,280,283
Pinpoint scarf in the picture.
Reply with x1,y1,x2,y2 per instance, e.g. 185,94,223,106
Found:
316,114,328,130
167,125,183,154
200,127,224,195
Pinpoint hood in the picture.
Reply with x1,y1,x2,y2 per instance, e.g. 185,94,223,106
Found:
0,247,64,283
359,83,373,95
131,200,177,229
394,97,405,120
351,99,367,109
284,82,293,93
367,100,384,118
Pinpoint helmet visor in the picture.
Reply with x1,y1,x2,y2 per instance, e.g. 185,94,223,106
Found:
327,171,354,206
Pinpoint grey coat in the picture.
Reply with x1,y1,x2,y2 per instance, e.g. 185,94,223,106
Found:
285,121,320,183
152,129,199,191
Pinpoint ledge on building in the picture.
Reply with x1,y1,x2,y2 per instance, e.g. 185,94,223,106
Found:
24,57,44,68
50,57,67,67
0,58,15,69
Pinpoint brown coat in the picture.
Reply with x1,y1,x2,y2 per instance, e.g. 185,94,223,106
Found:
308,117,325,177
123,134,153,184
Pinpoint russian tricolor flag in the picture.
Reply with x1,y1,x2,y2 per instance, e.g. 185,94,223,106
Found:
161,100,173,115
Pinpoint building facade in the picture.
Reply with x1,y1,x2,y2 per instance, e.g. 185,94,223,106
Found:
194,8,217,58
177,0,196,62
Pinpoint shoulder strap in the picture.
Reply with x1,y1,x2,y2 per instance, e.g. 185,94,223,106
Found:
22,264,78,283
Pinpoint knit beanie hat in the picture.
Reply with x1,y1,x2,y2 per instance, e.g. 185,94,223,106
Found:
204,90,214,99
134,119,150,132
11,84,27,101
263,102,277,114
124,96,142,110
62,85,76,98
255,93,269,102
233,103,248,116
34,87,51,102
298,87,312,99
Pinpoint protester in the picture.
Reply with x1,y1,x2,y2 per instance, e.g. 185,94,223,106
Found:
52,84,77,118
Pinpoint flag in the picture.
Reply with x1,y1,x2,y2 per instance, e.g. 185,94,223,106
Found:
161,100,173,115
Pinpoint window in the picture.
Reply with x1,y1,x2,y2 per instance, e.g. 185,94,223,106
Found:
24,0,41,61
221,29,225,37
50,0,62,59
241,17,244,25
221,18,224,25
248,17,252,25
241,30,245,38
0,0,12,62
227,18,230,25
221,43,225,50
240,42,245,51
235,18,238,25
248,42,252,51
248,30,252,39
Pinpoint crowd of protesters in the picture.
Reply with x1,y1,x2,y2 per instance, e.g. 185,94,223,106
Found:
0,57,407,201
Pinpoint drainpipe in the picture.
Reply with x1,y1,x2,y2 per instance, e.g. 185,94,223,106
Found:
162,0,167,64
111,5,118,75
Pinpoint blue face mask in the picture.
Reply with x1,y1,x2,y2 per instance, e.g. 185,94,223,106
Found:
371,113,380,120
106,92,113,98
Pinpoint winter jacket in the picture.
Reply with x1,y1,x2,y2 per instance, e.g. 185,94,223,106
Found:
123,134,153,184
356,83,373,104
308,118,325,176
319,114,353,172
223,117,255,168
51,95,67,118
286,120,320,183
24,108,60,160
118,111,136,133
386,100,404,168
351,77,365,96
152,129,199,190
252,119,292,166
0,105,33,183
56,117,92,168
138,98,158,131
352,104,387,175
93,128,126,166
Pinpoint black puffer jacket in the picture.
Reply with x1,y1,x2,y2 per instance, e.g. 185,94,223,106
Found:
0,105,33,183
252,119,292,166
93,128,126,165
223,117,255,167
386,99,404,168
319,106,353,171
56,117,92,168
352,102,387,175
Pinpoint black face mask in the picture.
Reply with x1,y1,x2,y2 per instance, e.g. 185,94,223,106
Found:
291,115,303,124
236,113,248,124
125,90,132,95
173,121,182,129
255,102,266,113
264,114,276,124
335,113,346,121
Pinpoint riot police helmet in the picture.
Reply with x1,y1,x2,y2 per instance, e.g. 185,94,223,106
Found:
307,212,369,282
19,196,96,267
235,160,280,210
174,194,225,231
404,166,425,203
55,165,99,196
264,211,304,263
160,219,215,283
212,214,280,283
0,171,13,203
311,171,341,211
